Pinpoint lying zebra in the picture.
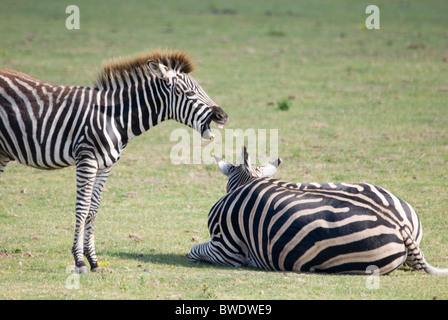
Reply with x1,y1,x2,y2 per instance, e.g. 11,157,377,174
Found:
189,147,448,275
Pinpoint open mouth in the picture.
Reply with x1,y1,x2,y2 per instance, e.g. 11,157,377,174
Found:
202,107,229,140
202,118,227,140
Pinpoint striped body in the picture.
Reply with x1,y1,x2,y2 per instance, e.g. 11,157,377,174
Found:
0,71,127,170
189,148,447,275
0,51,228,273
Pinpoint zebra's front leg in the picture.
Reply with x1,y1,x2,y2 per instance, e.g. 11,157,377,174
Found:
83,167,111,272
189,242,216,264
73,156,98,274
189,241,245,267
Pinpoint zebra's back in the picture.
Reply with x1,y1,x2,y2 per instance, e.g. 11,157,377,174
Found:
195,179,421,274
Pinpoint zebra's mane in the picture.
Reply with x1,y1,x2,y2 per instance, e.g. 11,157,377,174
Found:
93,50,195,89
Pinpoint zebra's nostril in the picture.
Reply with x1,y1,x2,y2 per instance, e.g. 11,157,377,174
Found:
211,106,228,124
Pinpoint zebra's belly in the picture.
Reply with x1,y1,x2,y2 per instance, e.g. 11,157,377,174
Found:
265,209,407,274
1,135,119,170
0,140,76,169
233,200,408,274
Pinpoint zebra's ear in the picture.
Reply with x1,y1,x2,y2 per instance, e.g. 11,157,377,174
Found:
214,154,233,176
148,60,171,81
239,146,251,168
259,158,282,177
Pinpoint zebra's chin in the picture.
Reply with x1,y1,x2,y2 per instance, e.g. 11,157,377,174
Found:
202,128,215,140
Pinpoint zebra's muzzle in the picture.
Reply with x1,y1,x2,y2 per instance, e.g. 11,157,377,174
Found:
210,106,228,127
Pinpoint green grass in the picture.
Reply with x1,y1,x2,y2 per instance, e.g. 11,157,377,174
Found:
1,0,448,299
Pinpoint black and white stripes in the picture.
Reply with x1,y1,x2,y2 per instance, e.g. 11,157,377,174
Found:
0,50,228,273
189,147,448,275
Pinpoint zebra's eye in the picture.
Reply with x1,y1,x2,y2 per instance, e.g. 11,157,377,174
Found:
185,90,198,99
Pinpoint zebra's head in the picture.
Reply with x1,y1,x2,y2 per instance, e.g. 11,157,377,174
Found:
148,58,228,140
214,146,282,193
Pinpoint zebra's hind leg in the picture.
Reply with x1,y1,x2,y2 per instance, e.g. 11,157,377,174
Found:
72,155,98,274
0,152,11,178
83,167,111,272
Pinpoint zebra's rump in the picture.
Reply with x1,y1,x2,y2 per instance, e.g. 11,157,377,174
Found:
214,179,417,274
0,71,83,168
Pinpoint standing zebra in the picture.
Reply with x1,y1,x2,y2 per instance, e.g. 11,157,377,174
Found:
189,147,448,275
0,50,228,273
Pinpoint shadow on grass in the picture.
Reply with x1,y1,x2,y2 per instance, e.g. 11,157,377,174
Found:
105,250,226,270
104,250,418,276
104,250,271,274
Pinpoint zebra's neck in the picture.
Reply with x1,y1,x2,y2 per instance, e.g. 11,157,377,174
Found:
94,74,171,145
227,169,256,193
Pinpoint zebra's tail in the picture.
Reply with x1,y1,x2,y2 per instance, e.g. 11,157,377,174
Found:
402,227,448,275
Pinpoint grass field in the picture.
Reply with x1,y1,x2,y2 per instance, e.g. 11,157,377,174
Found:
1,0,448,300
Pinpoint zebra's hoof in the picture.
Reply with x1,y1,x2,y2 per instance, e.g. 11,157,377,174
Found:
91,266,101,273
75,265,88,274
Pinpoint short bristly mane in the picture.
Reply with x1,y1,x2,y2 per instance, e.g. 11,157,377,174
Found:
93,50,195,89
